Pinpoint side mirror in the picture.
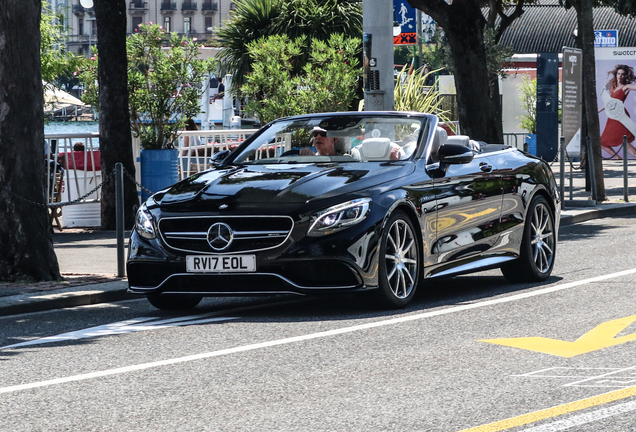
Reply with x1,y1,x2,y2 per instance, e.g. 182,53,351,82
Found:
210,150,230,165
438,143,474,165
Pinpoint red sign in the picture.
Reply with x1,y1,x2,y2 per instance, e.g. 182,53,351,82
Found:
394,33,417,45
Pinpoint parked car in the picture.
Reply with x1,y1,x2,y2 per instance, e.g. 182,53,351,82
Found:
127,111,560,310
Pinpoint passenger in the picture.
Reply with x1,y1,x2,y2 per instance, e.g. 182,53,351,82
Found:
299,127,337,156
182,118,201,156
73,142,85,152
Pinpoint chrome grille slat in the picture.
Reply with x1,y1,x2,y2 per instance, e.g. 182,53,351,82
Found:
158,215,294,253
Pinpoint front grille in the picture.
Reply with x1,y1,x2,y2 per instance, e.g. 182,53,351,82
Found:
158,215,294,253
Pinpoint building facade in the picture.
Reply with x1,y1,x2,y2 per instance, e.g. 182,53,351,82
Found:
50,0,234,56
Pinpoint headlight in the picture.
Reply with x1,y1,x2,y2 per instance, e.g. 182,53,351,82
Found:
307,198,372,237
134,202,156,240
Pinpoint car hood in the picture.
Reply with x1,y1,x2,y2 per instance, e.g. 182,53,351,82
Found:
157,162,414,207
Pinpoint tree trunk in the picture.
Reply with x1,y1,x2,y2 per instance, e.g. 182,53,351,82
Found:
408,0,500,142
0,0,61,282
94,0,140,229
576,0,606,201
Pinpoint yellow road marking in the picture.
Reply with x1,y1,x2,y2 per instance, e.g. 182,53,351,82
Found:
480,314,636,357
458,386,636,431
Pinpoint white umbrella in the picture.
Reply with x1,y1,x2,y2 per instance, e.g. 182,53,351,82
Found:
43,81,86,110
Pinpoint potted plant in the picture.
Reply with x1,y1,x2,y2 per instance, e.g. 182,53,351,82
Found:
79,23,215,200
518,75,537,154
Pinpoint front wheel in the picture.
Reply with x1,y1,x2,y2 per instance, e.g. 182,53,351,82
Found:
373,211,421,308
147,294,202,311
501,195,556,282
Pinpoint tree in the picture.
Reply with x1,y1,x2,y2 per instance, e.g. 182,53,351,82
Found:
41,2,81,87
407,0,525,143
0,0,61,282
80,23,216,150
241,34,361,124
90,0,140,230
215,0,362,89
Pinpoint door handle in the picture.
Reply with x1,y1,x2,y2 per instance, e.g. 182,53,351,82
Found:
479,163,493,172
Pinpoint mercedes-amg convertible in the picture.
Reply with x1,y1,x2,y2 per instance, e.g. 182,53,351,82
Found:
127,112,560,310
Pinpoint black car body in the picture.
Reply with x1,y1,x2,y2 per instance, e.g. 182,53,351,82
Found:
127,112,560,309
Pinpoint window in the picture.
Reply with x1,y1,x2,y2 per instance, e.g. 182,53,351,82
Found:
205,16,212,33
163,16,171,33
184,16,191,34
132,16,143,32
78,18,84,35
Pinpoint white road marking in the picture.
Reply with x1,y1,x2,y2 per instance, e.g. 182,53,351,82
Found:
520,400,636,431
2,267,636,395
0,314,238,350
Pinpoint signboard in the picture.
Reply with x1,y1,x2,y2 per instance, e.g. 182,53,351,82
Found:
594,30,618,48
562,47,582,157
595,47,636,159
536,53,559,161
393,0,416,45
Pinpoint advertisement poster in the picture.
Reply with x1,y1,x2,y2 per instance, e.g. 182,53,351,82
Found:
596,47,636,159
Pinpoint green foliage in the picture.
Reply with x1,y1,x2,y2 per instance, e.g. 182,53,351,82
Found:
423,27,512,80
214,0,362,89
240,33,361,125
518,76,537,134
41,2,81,89
394,65,453,128
78,23,216,149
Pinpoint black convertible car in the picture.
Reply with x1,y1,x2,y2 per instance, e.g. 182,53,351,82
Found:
127,112,560,310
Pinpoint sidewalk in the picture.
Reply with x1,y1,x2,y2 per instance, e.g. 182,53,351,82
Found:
1,160,635,317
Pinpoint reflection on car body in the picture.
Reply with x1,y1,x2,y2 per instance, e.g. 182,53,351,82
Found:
127,111,561,310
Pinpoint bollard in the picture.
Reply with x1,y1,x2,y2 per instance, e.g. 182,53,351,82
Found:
624,135,629,203
559,137,565,206
115,163,126,277
587,137,597,203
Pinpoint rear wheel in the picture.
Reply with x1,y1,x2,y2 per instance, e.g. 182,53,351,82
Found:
147,294,202,310
373,211,421,308
501,195,556,282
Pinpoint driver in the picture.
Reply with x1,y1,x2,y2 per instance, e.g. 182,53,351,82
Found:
299,127,337,156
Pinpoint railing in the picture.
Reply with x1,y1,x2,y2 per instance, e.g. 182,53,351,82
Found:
160,2,177,11
202,1,218,11
129,1,148,10
182,2,198,11
503,133,528,151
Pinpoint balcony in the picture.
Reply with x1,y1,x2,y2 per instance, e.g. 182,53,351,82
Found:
182,1,198,15
160,1,177,13
72,4,85,15
202,1,218,14
129,1,148,14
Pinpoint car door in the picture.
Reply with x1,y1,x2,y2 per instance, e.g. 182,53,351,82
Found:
430,153,503,266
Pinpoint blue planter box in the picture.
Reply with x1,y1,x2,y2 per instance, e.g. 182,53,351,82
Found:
524,134,537,155
140,149,179,202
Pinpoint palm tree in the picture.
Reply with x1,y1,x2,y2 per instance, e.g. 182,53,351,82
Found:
214,0,361,89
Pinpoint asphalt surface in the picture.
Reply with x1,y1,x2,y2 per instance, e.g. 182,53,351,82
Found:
1,160,635,316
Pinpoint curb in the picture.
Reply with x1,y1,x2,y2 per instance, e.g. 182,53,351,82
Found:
560,202,636,226
0,280,135,317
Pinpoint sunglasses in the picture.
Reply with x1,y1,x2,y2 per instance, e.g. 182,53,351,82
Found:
312,131,327,138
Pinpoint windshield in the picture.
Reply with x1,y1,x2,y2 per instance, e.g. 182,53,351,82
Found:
232,115,431,165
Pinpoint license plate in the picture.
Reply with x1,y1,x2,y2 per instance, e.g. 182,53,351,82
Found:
186,255,256,273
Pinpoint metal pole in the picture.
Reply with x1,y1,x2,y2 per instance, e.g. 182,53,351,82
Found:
559,136,565,205
115,163,126,277
624,135,629,202
587,137,597,203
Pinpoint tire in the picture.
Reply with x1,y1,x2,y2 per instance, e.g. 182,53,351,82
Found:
373,211,421,308
147,294,202,310
501,195,556,283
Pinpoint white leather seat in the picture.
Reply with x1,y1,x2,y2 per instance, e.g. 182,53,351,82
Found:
351,137,393,161
444,135,470,147
429,127,448,162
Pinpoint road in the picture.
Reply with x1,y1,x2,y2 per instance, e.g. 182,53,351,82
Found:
1,216,636,431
